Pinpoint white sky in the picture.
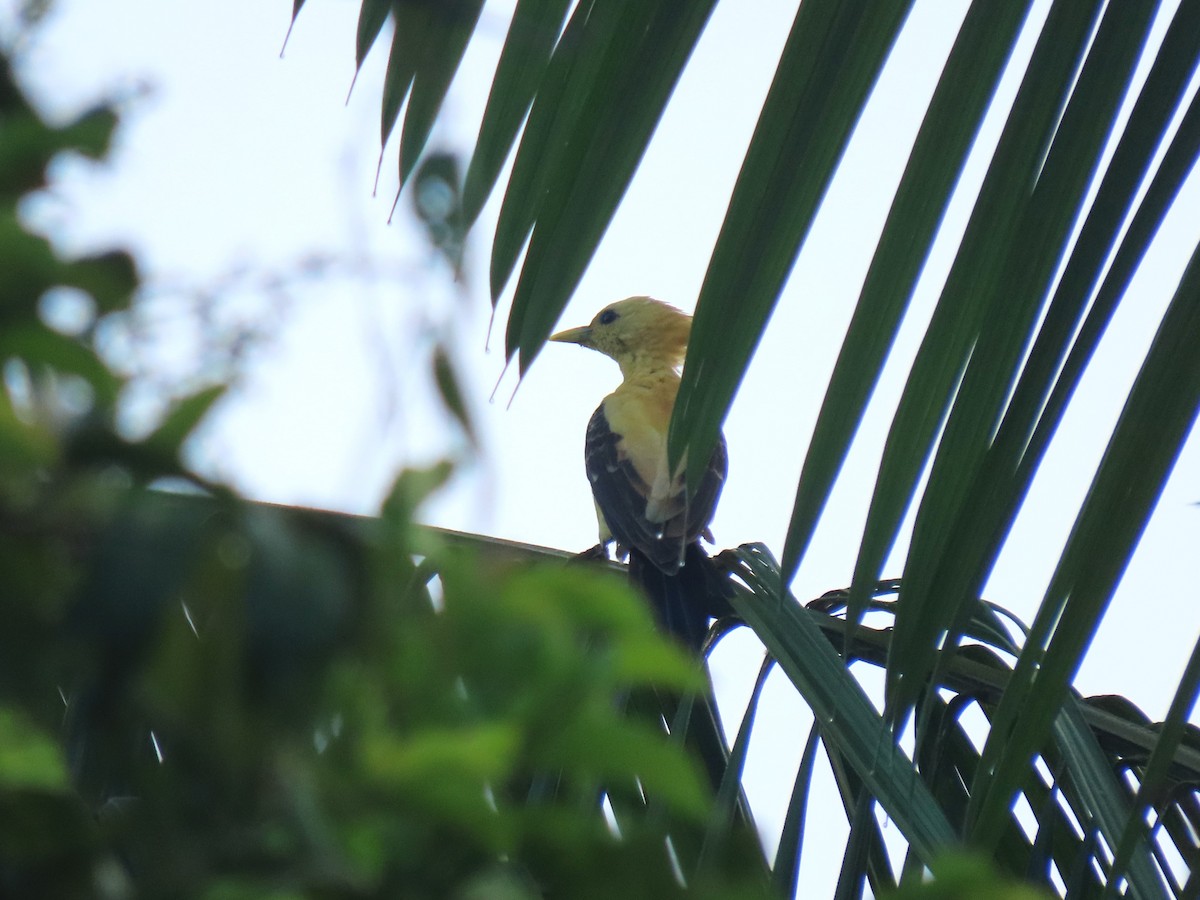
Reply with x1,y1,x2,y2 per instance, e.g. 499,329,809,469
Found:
7,0,1200,893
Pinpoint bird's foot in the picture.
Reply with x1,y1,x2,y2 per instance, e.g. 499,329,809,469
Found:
569,544,611,565
712,548,741,575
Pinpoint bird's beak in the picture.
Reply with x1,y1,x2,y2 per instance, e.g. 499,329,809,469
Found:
549,325,592,346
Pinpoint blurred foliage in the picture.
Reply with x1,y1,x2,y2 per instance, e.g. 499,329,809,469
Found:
883,853,1052,900
0,46,767,899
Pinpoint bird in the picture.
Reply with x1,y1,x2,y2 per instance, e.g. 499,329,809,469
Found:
549,296,732,651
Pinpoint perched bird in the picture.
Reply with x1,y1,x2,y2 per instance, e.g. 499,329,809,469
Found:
550,296,732,650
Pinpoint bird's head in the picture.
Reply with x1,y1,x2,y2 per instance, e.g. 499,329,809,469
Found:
549,296,692,374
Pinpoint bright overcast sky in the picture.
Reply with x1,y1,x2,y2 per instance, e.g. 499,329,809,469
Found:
7,0,1200,889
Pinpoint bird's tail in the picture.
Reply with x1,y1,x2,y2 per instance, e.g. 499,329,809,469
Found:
628,542,732,652
627,543,740,798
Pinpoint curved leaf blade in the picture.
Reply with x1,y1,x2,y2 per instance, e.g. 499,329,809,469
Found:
355,0,391,73
889,0,1157,720
461,0,572,230
397,1,485,190
670,0,913,490
728,544,957,865
488,0,607,302
508,1,719,371
779,0,1034,586
969,239,1200,850
913,0,1200,755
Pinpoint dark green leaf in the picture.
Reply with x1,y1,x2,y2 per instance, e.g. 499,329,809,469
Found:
698,656,769,871
845,0,1104,697
64,250,137,313
671,1,912,489
281,0,307,55
355,0,392,71
728,544,957,865
772,723,821,898
461,0,571,230
379,0,426,147
888,0,1152,720
969,239,1200,850
1049,699,1164,900
433,344,477,447
142,384,226,458
913,0,1200,747
487,1,610,304
506,1,719,373
58,106,119,161
0,323,119,405
1107,634,1200,896
397,0,485,190
780,0,1033,585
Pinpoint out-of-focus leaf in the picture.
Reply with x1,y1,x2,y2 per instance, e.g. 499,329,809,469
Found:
0,223,134,320
413,153,466,277
0,323,119,405
140,385,226,459
63,250,136,314
432,344,476,446
0,105,118,198
0,214,61,316
382,460,455,534
609,636,703,692
779,0,1033,585
501,2,719,370
57,106,119,161
70,489,213,645
364,723,521,788
0,790,95,878
461,0,572,229
0,390,56,472
59,248,136,314
671,0,912,489
885,853,1051,899
0,707,69,790
541,713,709,821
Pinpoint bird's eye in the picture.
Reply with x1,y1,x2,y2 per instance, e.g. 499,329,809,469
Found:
598,309,619,325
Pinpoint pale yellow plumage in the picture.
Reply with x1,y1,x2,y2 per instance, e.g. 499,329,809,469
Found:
550,296,718,566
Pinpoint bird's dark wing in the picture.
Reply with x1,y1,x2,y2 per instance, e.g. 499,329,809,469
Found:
585,403,727,574
585,404,673,565
686,429,727,544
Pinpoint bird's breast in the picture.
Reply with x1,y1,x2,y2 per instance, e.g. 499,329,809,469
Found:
602,379,687,524
603,388,670,479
